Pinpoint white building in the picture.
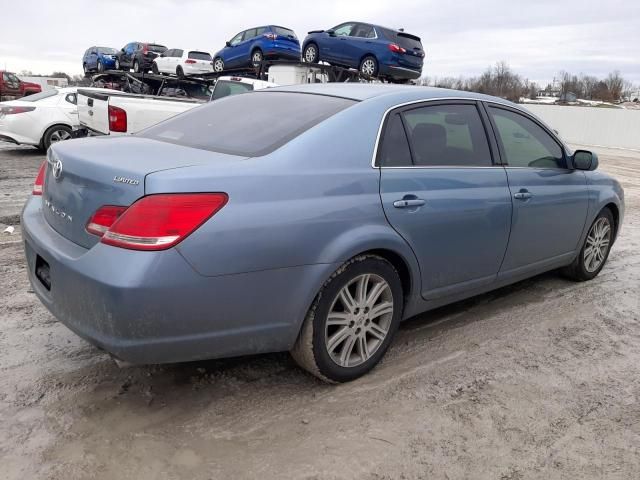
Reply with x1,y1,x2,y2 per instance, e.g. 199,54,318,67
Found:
17,76,69,90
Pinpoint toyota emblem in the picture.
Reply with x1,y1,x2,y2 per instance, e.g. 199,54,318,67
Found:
52,159,63,179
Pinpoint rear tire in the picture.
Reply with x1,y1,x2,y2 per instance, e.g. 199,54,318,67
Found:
359,56,378,77
115,58,121,70
562,208,615,281
42,125,72,151
133,60,140,73
83,63,89,76
97,60,104,73
291,255,403,383
251,49,263,68
213,57,224,72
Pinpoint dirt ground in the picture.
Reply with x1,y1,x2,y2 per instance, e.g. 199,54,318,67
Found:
0,142,638,480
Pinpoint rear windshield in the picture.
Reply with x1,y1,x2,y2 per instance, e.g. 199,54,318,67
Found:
148,44,167,53
272,26,297,38
211,80,253,100
188,51,212,61
381,28,423,50
19,90,58,102
98,47,118,55
141,92,356,156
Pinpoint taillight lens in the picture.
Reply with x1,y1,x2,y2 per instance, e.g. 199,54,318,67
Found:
263,32,277,40
388,43,406,54
0,106,36,115
32,161,46,195
185,59,197,64
86,205,128,236
142,44,149,54
94,193,228,251
108,105,127,132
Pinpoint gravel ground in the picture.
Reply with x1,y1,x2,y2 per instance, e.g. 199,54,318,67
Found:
0,142,638,480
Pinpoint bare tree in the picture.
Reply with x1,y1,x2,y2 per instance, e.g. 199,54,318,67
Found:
605,70,624,102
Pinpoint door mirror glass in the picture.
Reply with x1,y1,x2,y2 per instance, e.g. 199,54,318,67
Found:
226,41,231,47
573,150,598,171
326,29,335,36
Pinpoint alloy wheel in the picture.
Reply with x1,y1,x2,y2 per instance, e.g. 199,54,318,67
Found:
304,45,317,63
214,58,224,72
49,129,71,144
252,51,263,65
361,58,376,76
324,273,394,368
584,217,611,272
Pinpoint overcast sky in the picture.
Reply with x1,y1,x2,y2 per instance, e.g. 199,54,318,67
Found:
2,0,639,85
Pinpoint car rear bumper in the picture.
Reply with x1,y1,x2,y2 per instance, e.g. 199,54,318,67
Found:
21,196,329,364
183,63,214,75
381,64,422,80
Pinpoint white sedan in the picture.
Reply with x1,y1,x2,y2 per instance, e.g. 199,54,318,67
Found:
0,87,119,150
152,49,213,77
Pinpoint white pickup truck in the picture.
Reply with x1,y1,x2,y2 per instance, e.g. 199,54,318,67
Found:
76,76,274,137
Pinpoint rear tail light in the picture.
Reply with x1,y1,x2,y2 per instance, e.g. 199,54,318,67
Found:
142,44,149,54
263,32,278,40
388,43,406,54
86,205,128,236
32,161,46,195
89,193,228,251
185,59,197,64
108,105,127,132
0,106,36,115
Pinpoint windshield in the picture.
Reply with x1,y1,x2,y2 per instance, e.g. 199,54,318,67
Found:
188,51,212,61
141,91,356,156
97,47,118,55
19,90,58,102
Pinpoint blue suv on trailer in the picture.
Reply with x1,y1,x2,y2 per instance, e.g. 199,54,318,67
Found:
212,25,301,72
82,46,118,75
302,22,425,82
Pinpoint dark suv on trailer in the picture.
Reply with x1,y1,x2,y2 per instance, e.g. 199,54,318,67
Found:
115,42,168,73
302,22,425,82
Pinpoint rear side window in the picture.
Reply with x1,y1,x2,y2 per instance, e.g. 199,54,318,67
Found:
403,104,492,167
488,107,566,169
378,114,412,166
174,49,184,57
243,29,258,40
188,51,212,61
351,24,376,39
381,28,423,51
141,92,356,157
272,26,296,38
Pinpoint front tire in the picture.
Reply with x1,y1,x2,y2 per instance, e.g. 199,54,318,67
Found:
176,66,184,78
291,255,403,383
115,58,121,70
151,62,159,74
213,57,224,72
562,208,615,281
133,60,141,73
97,60,104,73
303,43,319,63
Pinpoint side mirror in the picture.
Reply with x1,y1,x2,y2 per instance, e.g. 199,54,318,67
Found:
326,29,336,36
572,150,598,171
121,48,125,52
226,41,232,47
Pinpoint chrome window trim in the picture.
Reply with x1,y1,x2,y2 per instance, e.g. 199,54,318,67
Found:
370,97,515,169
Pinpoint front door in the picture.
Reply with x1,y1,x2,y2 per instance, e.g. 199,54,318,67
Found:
378,101,512,299
485,104,589,273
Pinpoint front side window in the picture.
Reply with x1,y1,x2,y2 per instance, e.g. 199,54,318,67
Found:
142,91,356,157
401,104,492,167
333,23,355,36
229,32,243,46
488,106,565,168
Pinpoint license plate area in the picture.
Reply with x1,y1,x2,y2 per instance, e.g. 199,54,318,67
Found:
35,255,51,291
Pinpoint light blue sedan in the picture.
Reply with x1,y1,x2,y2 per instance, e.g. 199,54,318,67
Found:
22,84,624,382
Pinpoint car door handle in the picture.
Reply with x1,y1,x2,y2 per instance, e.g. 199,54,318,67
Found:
513,191,532,200
393,199,426,208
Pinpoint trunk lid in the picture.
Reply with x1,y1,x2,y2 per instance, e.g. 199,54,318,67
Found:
42,136,242,249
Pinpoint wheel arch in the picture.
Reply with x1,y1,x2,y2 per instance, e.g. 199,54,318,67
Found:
603,202,620,241
40,122,73,148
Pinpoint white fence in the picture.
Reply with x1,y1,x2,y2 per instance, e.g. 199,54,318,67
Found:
523,104,640,150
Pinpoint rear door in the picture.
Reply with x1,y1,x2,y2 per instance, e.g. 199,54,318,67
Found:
485,104,589,273
378,101,512,300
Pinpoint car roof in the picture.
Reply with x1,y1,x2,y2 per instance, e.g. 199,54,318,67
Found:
264,83,517,107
